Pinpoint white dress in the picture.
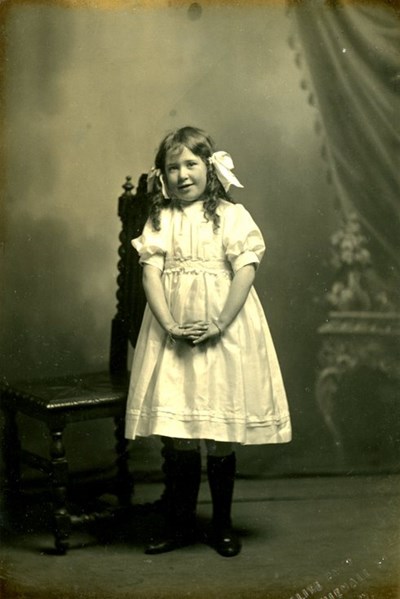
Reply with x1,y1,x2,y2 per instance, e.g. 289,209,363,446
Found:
125,199,291,445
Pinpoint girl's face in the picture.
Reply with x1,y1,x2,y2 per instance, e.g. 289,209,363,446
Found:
164,146,208,203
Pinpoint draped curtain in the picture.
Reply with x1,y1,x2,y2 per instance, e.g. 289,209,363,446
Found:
290,1,400,280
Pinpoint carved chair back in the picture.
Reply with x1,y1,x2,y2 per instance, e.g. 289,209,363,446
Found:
110,174,149,375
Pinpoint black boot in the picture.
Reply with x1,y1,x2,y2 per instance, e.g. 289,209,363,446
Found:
145,448,201,554
151,437,176,514
207,453,241,557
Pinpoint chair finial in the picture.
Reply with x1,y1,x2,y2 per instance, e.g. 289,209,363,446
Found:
122,176,134,195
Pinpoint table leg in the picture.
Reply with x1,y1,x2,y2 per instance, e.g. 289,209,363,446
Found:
316,366,346,467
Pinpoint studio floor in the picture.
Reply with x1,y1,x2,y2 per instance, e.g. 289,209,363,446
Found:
1,474,399,599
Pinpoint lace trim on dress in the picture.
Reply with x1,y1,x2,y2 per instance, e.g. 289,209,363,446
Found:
164,258,232,277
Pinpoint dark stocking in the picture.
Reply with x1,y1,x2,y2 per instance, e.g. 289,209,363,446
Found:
145,448,201,555
207,453,241,557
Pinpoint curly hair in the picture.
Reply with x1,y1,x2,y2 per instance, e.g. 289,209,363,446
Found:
148,126,235,232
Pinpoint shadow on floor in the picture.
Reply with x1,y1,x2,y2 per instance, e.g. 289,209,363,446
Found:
1,475,399,599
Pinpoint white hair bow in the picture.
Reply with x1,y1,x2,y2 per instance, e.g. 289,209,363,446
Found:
208,151,244,192
147,167,169,198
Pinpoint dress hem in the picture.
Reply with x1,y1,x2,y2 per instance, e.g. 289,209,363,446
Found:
125,414,292,446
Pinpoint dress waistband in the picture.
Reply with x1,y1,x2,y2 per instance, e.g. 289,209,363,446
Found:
164,258,231,274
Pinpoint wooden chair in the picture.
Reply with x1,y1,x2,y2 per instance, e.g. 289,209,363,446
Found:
0,175,148,554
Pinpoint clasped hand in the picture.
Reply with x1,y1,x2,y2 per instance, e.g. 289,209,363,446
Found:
168,321,222,345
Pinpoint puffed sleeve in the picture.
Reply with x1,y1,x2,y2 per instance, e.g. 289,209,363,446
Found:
131,217,166,271
222,203,266,273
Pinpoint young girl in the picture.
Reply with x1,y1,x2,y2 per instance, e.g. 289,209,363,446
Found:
125,126,291,557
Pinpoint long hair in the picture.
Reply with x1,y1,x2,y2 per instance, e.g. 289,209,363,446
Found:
148,126,234,231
